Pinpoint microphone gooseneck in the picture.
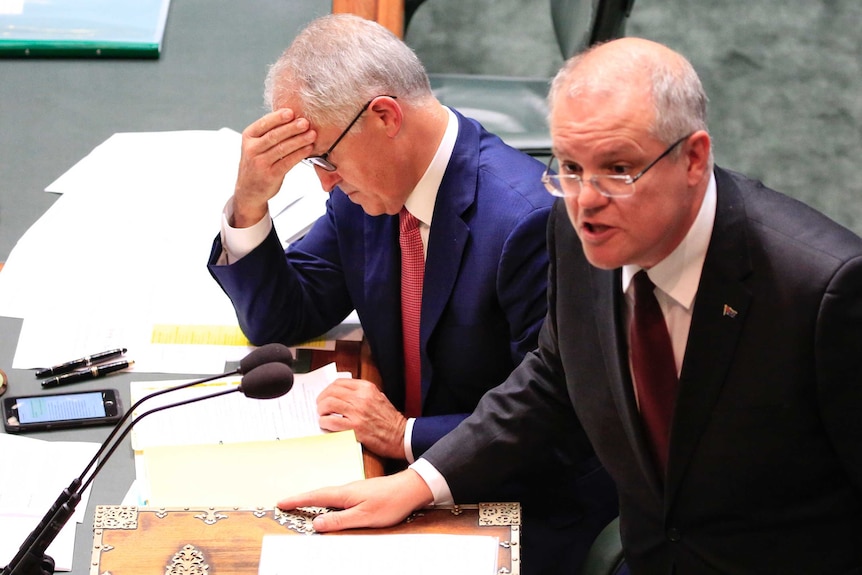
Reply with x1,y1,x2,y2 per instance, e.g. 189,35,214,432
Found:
3,349,295,575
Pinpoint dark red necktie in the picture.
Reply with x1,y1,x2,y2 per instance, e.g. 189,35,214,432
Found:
399,208,424,417
630,270,678,475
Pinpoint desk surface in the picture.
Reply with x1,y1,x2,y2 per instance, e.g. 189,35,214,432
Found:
0,2,336,573
92,504,520,574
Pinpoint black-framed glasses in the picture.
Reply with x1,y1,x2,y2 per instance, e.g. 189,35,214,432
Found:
542,133,693,198
302,95,397,173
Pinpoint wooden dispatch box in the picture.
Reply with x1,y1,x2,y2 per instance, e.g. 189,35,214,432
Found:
91,503,521,574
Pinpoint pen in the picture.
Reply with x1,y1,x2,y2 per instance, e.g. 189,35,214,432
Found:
35,348,127,378
40,359,134,389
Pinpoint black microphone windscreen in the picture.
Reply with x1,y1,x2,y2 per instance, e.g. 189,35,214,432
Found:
239,362,294,399
239,343,294,374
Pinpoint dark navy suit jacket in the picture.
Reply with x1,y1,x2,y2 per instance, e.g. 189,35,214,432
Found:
208,109,553,456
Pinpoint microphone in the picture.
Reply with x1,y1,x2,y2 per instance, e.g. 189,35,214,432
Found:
2,352,294,575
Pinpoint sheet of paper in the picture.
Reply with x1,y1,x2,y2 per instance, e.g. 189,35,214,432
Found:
128,363,345,450
0,434,101,571
258,533,500,575
142,431,365,507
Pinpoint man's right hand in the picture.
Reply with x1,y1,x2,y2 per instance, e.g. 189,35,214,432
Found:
277,470,434,533
231,109,317,228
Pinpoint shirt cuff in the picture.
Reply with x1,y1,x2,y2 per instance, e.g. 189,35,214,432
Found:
218,198,272,264
409,458,454,506
404,417,416,463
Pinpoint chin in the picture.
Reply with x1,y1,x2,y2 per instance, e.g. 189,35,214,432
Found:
582,249,624,271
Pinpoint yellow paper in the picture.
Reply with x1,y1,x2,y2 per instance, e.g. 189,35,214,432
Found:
142,430,364,508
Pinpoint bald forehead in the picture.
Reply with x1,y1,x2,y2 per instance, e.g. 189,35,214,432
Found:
550,38,687,122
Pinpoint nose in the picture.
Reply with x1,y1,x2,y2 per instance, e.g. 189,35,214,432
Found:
315,166,343,192
576,177,609,210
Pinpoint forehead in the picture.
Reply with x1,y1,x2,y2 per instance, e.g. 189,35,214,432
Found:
550,83,655,156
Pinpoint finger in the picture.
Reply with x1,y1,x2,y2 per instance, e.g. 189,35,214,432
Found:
319,413,352,432
312,507,366,532
244,108,296,139
257,118,314,158
314,380,355,406
316,392,355,417
277,486,347,512
322,378,363,394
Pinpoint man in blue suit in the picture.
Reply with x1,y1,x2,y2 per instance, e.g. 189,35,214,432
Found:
208,13,616,575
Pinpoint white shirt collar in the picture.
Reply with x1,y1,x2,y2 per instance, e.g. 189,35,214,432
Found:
622,171,717,309
402,107,459,227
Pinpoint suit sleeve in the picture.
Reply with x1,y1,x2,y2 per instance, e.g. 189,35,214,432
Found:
498,205,554,362
816,253,862,489
206,199,354,346
410,204,552,458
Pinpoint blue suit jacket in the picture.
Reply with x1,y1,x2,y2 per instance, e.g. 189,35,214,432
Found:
208,110,553,456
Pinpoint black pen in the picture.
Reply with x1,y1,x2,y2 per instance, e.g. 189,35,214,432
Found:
40,359,134,389
35,348,127,378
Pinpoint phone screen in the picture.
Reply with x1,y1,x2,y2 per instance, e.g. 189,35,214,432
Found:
15,391,108,423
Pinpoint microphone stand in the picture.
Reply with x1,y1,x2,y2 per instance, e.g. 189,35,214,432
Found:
1,371,241,575
3,388,241,575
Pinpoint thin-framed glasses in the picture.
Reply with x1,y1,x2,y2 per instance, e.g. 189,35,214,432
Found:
542,133,693,198
302,95,398,173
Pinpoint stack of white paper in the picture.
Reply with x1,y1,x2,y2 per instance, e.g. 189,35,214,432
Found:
0,129,336,374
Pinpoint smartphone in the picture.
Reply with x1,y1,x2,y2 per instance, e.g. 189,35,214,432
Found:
2,388,122,433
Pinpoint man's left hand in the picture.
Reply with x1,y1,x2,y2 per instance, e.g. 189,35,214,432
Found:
317,378,408,459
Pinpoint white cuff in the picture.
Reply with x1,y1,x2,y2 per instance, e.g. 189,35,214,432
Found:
218,198,272,264
404,417,416,463
409,458,454,506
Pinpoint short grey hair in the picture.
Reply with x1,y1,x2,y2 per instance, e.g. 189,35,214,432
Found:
549,42,710,150
264,14,433,127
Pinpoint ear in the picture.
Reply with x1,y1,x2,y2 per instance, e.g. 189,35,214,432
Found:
685,130,712,186
368,96,402,138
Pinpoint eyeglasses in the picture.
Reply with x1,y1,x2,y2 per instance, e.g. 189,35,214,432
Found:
541,133,692,198
302,95,397,173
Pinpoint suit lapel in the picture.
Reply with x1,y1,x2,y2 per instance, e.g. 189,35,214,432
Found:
419,112,477,405
665,169,753,505
363,213,404,406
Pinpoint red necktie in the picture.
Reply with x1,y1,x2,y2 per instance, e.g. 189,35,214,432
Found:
630,270,678,476
400,208,424,417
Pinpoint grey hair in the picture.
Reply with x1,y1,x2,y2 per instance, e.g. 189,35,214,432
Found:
263,14,433,127
549,41,710,154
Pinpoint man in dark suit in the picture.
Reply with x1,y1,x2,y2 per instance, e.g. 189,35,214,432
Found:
279,37,862,574
208,14,616,575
